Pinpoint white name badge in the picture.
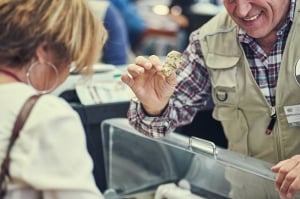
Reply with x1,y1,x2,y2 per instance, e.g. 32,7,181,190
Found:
284,105,300,127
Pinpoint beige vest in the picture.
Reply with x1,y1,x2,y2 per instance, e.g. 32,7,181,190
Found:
199,2,300,163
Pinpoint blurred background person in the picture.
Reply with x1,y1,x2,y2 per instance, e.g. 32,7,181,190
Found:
169,0,223,52
110,0,147,52
0,0,107,198
89,0,132,65
168,0,196,52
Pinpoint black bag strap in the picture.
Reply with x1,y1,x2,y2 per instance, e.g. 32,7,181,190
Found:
0,94,41,198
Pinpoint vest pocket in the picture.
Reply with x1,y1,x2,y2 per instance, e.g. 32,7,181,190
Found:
206,53,240,105
213,106,249,155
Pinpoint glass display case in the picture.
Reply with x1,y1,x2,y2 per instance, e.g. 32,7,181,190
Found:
100,118,300,199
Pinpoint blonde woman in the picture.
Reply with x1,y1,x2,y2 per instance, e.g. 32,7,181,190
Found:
0,0,107,198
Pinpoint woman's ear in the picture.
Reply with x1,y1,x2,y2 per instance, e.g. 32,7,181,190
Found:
35,42,50,63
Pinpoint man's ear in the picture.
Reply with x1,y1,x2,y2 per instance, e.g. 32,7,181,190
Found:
35,42,50,63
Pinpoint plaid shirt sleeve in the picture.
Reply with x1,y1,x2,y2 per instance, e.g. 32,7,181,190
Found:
127,30,212,137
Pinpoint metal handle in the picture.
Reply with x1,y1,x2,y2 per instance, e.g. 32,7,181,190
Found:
189,136,217,157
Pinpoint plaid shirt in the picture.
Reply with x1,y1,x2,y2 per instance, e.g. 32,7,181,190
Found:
128,0,295,137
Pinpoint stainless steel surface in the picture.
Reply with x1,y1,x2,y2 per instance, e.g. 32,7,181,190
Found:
100,118,300,199
189,136,217,157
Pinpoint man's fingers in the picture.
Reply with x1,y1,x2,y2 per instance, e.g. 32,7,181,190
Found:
273,159,300,198
135,56,153,70
126,63,145,78
121,73,134,88
149,55,163,70
272,160,286,173
280,175,294,194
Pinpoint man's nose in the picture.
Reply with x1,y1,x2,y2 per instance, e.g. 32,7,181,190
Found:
235,0,252,17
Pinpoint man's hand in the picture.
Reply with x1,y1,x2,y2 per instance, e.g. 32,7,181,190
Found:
121,54,178,116
272,155,300,199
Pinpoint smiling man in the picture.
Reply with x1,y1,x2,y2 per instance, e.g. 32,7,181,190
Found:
121,0,300,198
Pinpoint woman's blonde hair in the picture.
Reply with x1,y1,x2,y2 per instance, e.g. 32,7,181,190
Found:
0,0,107,74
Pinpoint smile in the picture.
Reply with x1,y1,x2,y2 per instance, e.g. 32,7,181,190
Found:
244,12,261,21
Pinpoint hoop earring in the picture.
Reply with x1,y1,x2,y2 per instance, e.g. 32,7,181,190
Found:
26,61,59,94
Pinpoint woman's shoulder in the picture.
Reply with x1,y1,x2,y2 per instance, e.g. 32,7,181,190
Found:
37,94,75,112
0,83,80,125
29,94,80,128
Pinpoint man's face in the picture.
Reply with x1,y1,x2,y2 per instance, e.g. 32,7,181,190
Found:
223,0,290,39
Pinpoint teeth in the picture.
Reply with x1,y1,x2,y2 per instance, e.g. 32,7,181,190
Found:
244,14,259,21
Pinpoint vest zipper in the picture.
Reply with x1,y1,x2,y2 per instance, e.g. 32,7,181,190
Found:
265,106,276,135
268,106,282,162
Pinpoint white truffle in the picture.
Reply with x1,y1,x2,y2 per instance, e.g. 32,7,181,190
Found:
162,50,182,77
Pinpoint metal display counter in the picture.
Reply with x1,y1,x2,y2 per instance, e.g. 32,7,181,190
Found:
101,118,300,199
